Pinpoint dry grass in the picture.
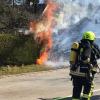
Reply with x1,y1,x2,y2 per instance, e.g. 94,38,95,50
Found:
0,64,52,75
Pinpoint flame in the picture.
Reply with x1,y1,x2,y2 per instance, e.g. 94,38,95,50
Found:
30,1,58,65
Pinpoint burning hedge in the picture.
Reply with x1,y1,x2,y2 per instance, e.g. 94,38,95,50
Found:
30,1,58,65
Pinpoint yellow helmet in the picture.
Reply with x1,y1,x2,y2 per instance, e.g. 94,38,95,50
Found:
82,31,96,41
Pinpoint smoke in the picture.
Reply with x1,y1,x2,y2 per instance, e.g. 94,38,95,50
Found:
46,0,100,67
53,0,88,29
47,0,88,63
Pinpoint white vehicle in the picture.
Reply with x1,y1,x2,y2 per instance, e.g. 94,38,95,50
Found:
6,0,26,5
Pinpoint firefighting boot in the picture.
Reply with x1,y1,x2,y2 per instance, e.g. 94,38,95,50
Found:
81,94,90,100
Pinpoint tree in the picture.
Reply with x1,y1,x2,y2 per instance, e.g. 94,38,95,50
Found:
0,0,31,33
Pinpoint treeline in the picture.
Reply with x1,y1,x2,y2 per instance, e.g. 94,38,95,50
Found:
0,0,46,33
0,0,45,66
0,0,31,33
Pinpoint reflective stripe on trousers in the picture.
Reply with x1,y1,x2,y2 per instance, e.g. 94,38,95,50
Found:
89,81,94,97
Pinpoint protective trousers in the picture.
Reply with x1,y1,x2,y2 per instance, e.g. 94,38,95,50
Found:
72,76,92,100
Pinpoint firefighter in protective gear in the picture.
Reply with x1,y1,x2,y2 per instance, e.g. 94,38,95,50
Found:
69,31,100,100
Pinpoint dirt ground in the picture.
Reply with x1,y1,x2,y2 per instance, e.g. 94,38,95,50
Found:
0,68,100,100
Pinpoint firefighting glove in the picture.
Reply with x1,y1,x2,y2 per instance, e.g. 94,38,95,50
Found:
70,64,77,71
92,64,98,74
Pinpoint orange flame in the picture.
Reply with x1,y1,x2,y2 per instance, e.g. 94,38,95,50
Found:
30,1,58,65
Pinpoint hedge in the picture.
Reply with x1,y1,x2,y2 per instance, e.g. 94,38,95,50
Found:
0,34,41,65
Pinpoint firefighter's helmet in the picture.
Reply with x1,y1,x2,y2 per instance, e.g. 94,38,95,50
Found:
82,31,96,41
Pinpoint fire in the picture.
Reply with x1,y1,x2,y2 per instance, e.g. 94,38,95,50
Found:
30,1,58,65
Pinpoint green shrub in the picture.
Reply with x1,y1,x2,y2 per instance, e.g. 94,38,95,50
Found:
0,34,40,65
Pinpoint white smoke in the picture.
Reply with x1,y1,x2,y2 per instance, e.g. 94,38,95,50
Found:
46,0,100,67
53,0,100,30
53,0,88,31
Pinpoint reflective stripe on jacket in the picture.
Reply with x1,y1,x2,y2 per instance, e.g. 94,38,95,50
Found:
70,70,86,77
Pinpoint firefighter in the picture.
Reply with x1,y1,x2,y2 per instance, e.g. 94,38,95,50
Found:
69,31,100,100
